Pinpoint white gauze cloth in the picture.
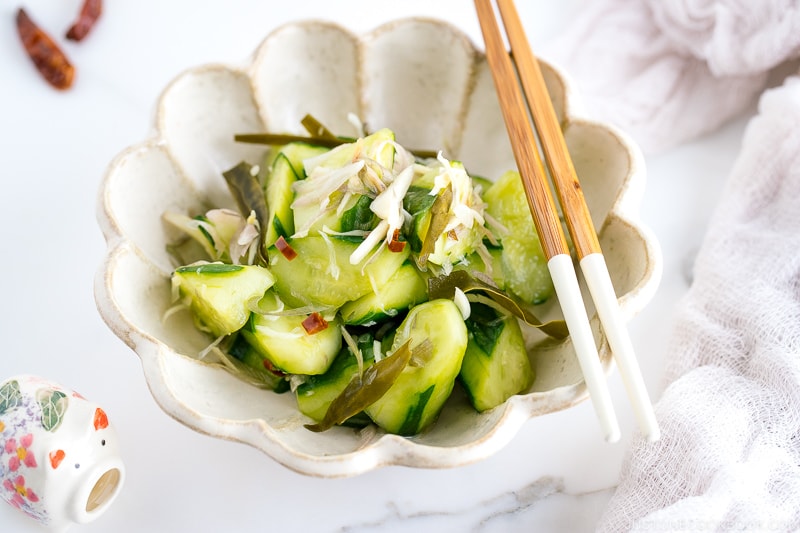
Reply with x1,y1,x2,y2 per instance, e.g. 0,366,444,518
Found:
544,0,800,153
596,74,800,531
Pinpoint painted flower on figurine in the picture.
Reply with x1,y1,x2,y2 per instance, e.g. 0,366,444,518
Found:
6,434,38,471
4,474,40,508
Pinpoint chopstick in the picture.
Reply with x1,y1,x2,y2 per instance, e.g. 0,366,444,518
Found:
475,0,660,442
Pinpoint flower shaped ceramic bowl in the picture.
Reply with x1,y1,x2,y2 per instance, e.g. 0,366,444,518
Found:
95,18,661,477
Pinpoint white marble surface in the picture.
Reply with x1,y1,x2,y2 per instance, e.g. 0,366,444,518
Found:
0,1,751,531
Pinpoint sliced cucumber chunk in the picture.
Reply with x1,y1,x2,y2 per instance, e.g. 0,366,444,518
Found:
459,302,533,412
269,142,329,178
264,153,299,246
226,334,290,392
339,262,428,325
172,262,275,337
267,235,409,308
295,334,379,423
241,311,342,375
365,299,468,435
306,128,395,172
483,170,554,304
402,185,437,252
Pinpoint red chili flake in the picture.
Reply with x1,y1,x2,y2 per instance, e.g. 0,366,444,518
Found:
302,312,329,335
387,229,406,253
16,8,75,90
66,0,103,42
262,358,286,377
275,236,298,261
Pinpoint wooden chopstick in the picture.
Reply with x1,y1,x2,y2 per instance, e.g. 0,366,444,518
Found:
477,0,660,442
474,0,620,443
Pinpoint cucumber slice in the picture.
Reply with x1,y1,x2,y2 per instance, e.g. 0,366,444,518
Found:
459,303,534,412
263,143,332,246
500,235,552,304
241,311,342,375
272,142,330,178
226,335,290,392
292,192,372,238
295,334,379,422
292,129,396,235
402,185,437,252
268,235,409,308
457,247,504,289
339,262,428,325
264,153,299,246
307,128,395,172
172,262,275,337
483,170,554,304
365,299,468,435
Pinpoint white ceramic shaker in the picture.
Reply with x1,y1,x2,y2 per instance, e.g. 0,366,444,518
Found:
0,375,125,531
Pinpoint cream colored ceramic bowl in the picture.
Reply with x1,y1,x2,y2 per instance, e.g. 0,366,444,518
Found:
95,18,661,477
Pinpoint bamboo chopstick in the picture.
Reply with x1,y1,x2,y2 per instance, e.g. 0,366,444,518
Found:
475,0,660,442
474,0,620,443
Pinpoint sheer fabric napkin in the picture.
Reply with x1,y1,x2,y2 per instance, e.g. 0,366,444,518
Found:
542,1,800,530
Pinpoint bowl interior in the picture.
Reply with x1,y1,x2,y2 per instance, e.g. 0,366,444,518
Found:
97,18,658,476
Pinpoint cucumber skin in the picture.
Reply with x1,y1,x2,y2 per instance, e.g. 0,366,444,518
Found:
227,335,290,393
459,310,534,412
264,153,299,246
295,336,381,422
365,299,468,435
172,263,275,337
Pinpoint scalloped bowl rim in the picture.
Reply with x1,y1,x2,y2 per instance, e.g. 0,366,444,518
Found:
95,17,662,477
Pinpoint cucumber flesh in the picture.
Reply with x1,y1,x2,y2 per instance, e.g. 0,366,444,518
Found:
269,142,329,178
241,311,342,375
295,334,379,422
339,262,428,326
268,235,409,308
364,299,468,435
305,128,395,174
172,262,275,337
483,170,554,304
227,335,290,392
459,303,534,412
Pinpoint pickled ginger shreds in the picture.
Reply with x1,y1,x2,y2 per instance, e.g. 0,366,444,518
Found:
318,230,341,280
292,160,366,209
164,207,258,263
347,113,366,135
349,164,415,265
320,225,370,239
350,219,390,265
431,153,485,230
423,153,488,268
389,140,416,171
206,208,247,250
228,211,261,265
370,165,415,234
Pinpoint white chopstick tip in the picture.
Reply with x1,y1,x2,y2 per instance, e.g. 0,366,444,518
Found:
579,253,660,442
644,424,661,443
605,427,622,444
547,254,621,441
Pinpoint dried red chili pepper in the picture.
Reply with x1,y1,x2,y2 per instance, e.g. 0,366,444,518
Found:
15,8,75,90
262,358,286,377
387,229,406,253
275,236,298,261
302,312,329,335
66,0,102,42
